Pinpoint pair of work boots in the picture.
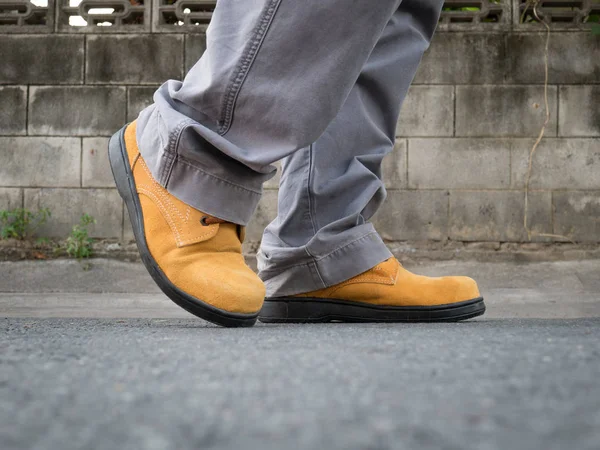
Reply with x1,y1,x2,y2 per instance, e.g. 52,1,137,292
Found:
109,123,485,327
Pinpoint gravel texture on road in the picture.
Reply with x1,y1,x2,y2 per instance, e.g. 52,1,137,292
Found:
2,318,599,450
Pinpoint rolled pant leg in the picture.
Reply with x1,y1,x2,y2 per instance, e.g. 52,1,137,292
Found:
135,0,402,225
258,0,444,297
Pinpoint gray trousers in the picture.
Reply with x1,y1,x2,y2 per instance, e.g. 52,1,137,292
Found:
136,0,444,297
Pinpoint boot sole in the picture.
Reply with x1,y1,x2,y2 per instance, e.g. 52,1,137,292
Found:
259,296,485,323
108,125,258,328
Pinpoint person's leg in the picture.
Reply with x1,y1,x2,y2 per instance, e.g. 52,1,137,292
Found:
136,0,403,225
258,0,443,297
111,0,404,326
257,0,485,322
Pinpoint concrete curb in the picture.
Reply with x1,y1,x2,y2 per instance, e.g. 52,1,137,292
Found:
1,259,599,319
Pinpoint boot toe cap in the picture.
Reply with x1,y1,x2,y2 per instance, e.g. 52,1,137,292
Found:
169,258,265,315
453,276,481,302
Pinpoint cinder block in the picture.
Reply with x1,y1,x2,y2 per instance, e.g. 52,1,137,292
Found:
374,190,448,241
397,86,454,137
507,33,600,84
449,190,552,242
511,138,600,190
0,36,83,84
456,85,557,137
0,137,80,187
559,86,600,137
24,188,122,238
29,87,126,136
553,191,600,242
245,190,277,243
408,138,510,189
415,33,507,84
185,34,207,74
128,87,158,122
382,140,407,189
83,138,113,188
86,35,183,84
0,188,22,210
0,86,27,135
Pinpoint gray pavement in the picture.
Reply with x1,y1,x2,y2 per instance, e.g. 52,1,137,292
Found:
1,259,600,449
2,318,600,450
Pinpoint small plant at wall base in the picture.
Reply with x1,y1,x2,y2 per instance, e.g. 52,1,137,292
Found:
65,214,96,259
0,208,51,240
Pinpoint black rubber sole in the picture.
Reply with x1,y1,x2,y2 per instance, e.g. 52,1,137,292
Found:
258,296,486,323
108,125,258,328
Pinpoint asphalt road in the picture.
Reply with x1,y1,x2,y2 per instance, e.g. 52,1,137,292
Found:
2,318,599,450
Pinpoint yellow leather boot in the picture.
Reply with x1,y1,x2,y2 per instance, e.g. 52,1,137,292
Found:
108,122,264,327
259,258,484,322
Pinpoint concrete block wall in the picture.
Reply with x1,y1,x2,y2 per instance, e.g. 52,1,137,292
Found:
0,27,599,244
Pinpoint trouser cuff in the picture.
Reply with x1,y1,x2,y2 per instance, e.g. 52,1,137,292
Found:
163,157,262,226
260,231,393,297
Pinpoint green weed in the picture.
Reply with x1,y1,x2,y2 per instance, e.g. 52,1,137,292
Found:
65,214,96,259
0,208,51,240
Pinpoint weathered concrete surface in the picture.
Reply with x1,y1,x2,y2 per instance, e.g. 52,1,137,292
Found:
455,85,558,137
23,189,123,238
396,86,454,137
0,36,84,84
0,86,27,135
376,191,449,241
553,192,600,243
0,259,599,319
408,139,511,189
511,138,600,190
28,86,126,136
0,137,81,188
86,35,183,85
1,318,599,450
1,30,599,243
2,290,599,320
82,138,113,188
185,34,207,73
127,86,159,122
414,33,507,84
559,86,600,137
506,33,600,85
0,188,22,211
382,140,407,189
448,191,552,242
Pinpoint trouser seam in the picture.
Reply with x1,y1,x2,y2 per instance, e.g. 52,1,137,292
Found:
217,0,283,135
162,119,194,185
304,248,326,288
159,152,176,187
303,143,326,287
306,144,318,236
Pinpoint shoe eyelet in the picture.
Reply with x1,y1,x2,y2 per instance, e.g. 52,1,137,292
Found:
200,216,209,226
